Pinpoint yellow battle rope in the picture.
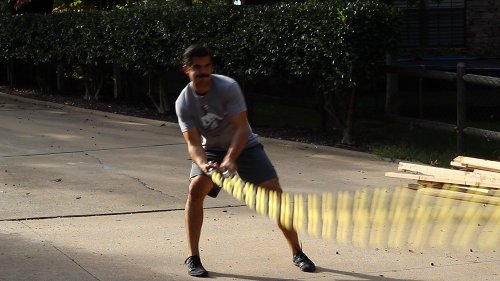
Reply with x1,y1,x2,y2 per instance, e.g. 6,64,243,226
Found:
210,170,500,250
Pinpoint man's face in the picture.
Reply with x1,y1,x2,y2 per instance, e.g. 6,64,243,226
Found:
183,56,213,94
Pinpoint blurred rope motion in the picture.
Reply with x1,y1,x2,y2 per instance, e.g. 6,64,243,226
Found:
210,170,499,250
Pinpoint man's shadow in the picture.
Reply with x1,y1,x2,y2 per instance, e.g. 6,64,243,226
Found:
207,267,422,281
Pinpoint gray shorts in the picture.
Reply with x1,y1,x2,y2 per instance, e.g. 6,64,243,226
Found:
189,144,278,197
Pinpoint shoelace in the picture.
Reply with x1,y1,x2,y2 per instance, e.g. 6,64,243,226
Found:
184,255,200,265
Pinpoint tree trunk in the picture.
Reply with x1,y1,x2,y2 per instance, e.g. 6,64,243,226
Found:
158,72,170,114
6,60,14,88
147,70,171,115
83,81,91,101
34,63,54,95
341,87,356,145
56,64,65,93
385,52,399,114
322,90,346,133
113,63,123,100
82,64,104,101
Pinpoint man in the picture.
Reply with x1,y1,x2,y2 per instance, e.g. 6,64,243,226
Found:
175,45,316,278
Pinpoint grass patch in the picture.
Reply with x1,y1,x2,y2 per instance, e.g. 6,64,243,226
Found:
360,121,500,166
249,100,500,166
356,121,457,166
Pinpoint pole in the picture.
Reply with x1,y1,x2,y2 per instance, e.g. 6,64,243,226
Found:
385,53,398,114
456,62,466,154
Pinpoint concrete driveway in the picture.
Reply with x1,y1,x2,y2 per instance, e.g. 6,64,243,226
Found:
0,92,498,281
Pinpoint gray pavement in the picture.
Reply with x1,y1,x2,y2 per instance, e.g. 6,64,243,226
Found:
0,92,498,281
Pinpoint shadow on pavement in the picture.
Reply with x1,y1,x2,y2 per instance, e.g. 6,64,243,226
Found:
316,266,422,281
0,232,175,281
210,267,422,281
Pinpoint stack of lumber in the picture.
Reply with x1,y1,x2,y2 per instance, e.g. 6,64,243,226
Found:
385,156,500,205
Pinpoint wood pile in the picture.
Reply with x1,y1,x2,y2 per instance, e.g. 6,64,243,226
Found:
386,156,500,205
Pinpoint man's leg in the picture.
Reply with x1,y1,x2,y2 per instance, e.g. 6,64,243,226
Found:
184,174,213,277
236,145,301,254
235,144,315,272
258,178,301,254
185,174,213,256
259,177,316,272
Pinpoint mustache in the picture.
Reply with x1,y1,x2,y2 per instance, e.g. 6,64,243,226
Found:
195,74,210,78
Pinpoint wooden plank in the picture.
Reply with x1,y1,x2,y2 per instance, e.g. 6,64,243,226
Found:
384,114,457,133
452,156,500,173
473,169,500,177
396,162,500,185
416,180,443,189
408,182,500,197
463,73,500,88
441,184,500,197
450,161,471,170
463,127,500,142
417,188,500,206
385,172,500,189
384,65,457,81
399,162,466,177
407,183,420,190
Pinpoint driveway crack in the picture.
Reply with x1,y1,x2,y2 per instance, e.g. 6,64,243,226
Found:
130,176,164,194
1,205,246,222
84,152,171,197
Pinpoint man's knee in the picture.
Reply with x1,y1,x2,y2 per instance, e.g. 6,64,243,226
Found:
187,175,213,202
259,177,282,192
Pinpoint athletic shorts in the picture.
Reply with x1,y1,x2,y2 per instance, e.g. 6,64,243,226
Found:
189,144,278,197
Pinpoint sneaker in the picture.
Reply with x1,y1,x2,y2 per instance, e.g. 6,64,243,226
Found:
293,251,316,272
184,255,208,277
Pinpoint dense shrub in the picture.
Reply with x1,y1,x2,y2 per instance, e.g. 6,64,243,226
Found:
0,0,400,141
0,1,399,76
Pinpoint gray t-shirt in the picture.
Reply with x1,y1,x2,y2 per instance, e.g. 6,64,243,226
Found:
175,74,259,151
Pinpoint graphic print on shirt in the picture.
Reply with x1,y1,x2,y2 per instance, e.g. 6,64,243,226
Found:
200,104,223,130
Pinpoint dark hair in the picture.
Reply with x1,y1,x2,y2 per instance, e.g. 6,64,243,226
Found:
182,45,213,66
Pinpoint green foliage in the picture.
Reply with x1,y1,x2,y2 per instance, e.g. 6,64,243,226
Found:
0,0,400,110
53,0,141,11
0,1,399,75
0,14,54,64
365,122,500,167
52,0,233,11
0,1,8,13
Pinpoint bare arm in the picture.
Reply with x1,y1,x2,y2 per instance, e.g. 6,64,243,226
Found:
182,127,212,174
182,111,249,174
220,111,250,172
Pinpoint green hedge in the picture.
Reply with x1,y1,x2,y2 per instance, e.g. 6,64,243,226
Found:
0,1,399,141
0,1,399,83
